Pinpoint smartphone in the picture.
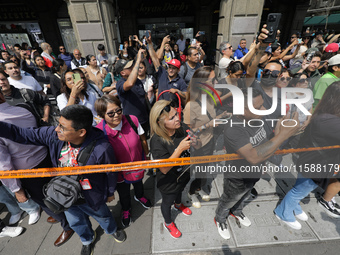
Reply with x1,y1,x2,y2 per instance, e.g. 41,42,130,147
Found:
130,35,133,41
72,73,81,84
298,38,302,44
199,31,205,35
119,44,123,50
290,104,297,119
145,30,150,38
263,13,282,43
192,38,197,45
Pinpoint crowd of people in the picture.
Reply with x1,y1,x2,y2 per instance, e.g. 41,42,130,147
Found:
0,24,339,255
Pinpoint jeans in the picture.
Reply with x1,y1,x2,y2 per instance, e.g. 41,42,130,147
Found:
215,178,254,223
274,173,318,222
0,185,39,215
117,181,144,211
65,202,117,245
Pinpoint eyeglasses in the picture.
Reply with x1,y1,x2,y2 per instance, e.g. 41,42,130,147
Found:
297,78,308,83
280,77,292,82
56,122,74,133
263,69,280,78
106,108,123,118
157,101,176,121
60,48,65,50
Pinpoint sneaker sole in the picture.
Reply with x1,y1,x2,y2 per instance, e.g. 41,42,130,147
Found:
188,193,201,208
121,219,131,227
134,196,151,209
163,222,181,239
214,218,231,240
318,201,340,218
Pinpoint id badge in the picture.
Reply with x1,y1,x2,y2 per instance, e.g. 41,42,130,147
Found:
79,179,92,190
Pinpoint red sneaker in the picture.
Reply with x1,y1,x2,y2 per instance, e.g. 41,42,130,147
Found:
174,203,192,216
163,222,182,239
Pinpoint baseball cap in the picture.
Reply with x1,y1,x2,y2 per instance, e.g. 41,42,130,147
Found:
114,59,133,73
265,46,272,54
325,43,339,53
167,59,181,69
328,54,340,66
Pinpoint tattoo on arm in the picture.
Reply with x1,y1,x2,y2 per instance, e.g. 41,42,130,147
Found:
255,141,274,158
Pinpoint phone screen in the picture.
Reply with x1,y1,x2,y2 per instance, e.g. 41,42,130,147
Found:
119,44,123,50
72,73,81,84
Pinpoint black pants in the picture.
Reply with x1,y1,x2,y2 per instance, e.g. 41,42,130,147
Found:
20,155,71,231
160,189,183,224
116,180,144,211
0,219,5,232
189,139,214,195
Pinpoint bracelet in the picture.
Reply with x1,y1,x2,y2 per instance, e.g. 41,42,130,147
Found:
70,94,77,100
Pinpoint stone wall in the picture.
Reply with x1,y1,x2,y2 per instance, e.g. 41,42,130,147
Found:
65,0,118,56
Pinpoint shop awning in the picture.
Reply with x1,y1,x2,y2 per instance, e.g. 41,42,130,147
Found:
304,15,327,26
319,13,340,25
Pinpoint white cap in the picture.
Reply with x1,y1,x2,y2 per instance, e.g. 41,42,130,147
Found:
328,54,340,66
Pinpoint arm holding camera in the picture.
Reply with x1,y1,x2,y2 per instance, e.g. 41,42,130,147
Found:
156,35,171,61
146,33,161,72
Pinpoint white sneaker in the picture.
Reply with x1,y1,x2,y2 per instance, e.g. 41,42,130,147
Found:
188,193,201,208
230,212,251,227
214,218,231,239
295,211,308,221
275,214,301,230
9,211,24,225
0,226,24,238
196,190,210,202
28,209,41,225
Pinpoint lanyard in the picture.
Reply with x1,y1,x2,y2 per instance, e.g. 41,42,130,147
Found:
68,142,80,167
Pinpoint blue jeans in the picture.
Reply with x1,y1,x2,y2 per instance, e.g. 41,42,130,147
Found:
274,173,318,222
0,185,39,215
65,202,117,245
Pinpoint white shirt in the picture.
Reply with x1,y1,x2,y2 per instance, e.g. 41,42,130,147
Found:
56,91,98,125
71,59,87,70
176,39,186,52
218,57,232,79
8,75,42,91
110,120,144,135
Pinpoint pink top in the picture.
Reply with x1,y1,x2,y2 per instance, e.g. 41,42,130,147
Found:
96,115,143,164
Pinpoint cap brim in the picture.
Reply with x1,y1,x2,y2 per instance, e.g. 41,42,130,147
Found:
123,60,134,70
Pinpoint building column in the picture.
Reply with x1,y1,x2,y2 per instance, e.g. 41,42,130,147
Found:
216,0,264,72
65,0,118,56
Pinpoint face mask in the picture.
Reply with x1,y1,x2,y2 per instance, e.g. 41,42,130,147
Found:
123,54,128,58
261,73,277,87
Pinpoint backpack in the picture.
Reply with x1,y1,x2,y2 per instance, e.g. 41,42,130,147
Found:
43,140,97,214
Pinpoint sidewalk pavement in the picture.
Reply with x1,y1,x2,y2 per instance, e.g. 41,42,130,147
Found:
0,154,339,255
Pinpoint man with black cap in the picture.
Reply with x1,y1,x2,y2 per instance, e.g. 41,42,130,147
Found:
115,49,150,136
145,34,187,104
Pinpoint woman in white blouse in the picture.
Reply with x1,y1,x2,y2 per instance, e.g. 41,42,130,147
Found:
57,69,98,125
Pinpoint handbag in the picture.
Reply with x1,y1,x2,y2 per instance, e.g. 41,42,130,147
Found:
43,140,97,214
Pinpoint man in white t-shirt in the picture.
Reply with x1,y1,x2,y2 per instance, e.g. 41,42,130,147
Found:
4,61,44,95
176,34,186,52
218,41,234,79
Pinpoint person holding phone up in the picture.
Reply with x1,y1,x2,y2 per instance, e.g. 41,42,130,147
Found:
56,69,99,125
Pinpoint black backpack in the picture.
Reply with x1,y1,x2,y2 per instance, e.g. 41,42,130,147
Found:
43,140,97,214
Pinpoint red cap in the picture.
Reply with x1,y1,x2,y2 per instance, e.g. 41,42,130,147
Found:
167,59,181,69
325,43,339,53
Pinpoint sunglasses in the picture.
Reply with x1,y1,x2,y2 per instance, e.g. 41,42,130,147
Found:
157,101,176,121
60,48,65,50
291,36,297,39
263,69,280,78
106,108,123,118
297,78,308,83
227,46,232,50
280,77,292,82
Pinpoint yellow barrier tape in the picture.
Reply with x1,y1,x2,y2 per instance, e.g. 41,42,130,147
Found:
0,145,339,179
